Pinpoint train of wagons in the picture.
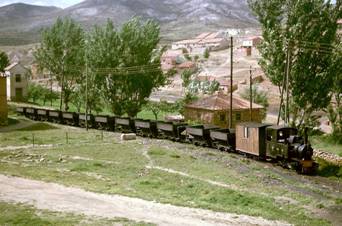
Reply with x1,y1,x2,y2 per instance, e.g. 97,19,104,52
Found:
16,106,316,174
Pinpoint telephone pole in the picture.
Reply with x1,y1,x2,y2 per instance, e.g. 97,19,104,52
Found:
85,56,89,131
249,66,253,122
229,37,233,128
284,42,292,125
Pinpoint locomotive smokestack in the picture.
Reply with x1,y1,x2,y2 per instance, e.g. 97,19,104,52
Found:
304,127,308,145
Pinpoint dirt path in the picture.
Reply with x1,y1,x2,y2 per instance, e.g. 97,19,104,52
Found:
0,175,290,226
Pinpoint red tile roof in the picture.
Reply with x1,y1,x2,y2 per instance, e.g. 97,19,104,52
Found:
178,61,195,69
186,93,264,111
195,32,212,39
162,50,183,58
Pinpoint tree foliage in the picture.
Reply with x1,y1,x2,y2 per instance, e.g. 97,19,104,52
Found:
145,101,175,120
181,69,193,88
249,0,341,130
204,48,210,59
27,83,58,104
86,18,167,117
241,85,269,109
327,35,342,139
0,51,9,72
34,18,85,111
241,85,269,119
175,92,199,116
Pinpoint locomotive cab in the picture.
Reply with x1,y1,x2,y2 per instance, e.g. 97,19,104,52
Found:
266,127,298,144
266,126,315,174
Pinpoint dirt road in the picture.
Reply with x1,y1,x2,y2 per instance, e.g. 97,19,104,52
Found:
0,175,290,226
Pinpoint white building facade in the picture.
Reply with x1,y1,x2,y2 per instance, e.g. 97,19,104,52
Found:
5,62,29,101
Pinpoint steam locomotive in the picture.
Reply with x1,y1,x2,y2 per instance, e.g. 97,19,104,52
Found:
16,107,316,174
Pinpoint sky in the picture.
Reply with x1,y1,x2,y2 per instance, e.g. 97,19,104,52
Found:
0,0,84,8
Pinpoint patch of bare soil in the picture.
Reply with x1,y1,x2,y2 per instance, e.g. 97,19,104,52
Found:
0,175,290,226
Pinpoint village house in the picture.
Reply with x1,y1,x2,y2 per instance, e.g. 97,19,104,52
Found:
161,49,183,71
172,32,229,52
242,36,263,56
0,72,8,126
184,92,264,128
178,61,196,70
5,62,29,101
196,75,238,93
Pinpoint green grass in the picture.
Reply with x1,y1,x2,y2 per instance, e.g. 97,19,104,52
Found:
0,121,115,147
315,158,342,179
0,125,338,226
311,135,342,157
18,123,58,131
0,201,150,226
7,118,20,126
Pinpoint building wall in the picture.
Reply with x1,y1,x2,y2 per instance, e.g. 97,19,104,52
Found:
6,65,28,101
0,77,8,126
184,107,264,128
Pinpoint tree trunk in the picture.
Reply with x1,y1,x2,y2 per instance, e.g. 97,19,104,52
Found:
153,111,158,120
59,74,64,111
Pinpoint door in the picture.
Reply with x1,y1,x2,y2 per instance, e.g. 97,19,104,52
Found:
15,88,23,101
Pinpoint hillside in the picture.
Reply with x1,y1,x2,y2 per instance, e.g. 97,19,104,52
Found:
0,3,60,21
0,0,258,45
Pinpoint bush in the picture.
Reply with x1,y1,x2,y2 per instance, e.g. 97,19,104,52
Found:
241,85,269,109
240,85,269,119
27,83,58,105
204,48,210,59
27,83,41,103
184,53,191,61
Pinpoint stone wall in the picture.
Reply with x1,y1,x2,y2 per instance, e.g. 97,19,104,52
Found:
314,149,342,166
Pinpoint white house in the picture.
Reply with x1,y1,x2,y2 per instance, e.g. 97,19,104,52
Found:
5,62,29,101
242,36,263,48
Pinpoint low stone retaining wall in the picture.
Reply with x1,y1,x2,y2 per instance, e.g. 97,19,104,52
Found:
314,150,342,166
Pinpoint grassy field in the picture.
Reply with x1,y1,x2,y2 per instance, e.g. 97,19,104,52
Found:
0,120,341,226
311,135,342,157
0,202,150,226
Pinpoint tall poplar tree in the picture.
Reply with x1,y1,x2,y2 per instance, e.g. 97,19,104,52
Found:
86,18,167,117
249,0,341,131
0,51,9,72
35,18,85,111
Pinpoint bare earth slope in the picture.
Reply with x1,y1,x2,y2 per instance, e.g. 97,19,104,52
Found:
0,0,258,45
0,175,290,226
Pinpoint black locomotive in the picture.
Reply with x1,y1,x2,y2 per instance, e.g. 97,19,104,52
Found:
17,107,316,174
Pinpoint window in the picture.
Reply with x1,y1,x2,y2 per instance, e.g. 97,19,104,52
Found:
236,113,241,121
15,74,21,83
219,113,226,122
244,127,249,138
